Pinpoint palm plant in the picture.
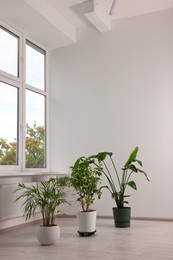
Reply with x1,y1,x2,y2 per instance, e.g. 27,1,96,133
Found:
89,146,149,208
15,177,70,226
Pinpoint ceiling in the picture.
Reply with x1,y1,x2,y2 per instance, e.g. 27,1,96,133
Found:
0,0,173,50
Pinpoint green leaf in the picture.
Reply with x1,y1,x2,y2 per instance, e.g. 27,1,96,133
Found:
90,152,112,162
135,159,143,167
123,195,131,198
137,169,150,181
127,164,138,172
124,146,139,168
127,180,137,190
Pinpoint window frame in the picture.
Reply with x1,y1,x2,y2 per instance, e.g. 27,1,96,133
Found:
25,39,46,91
24,39,48,171
0,20,49,174
0,75,23,171
0,20,23,84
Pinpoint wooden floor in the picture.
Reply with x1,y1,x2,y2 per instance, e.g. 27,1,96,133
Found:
0,217,173,259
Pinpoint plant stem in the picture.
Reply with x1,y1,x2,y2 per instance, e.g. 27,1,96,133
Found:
126,170,133,184
110,156,121,189
103,160,117,191
93,161,117,194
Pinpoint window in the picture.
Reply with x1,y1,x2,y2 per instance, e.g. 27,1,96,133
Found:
26,41,45,91
25,41,47,169
0,21,48,172
25,90,46,168
0,26,19,77
0,82,18,165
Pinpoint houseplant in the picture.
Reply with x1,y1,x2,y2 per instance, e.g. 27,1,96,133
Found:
89,146,149,227
15,176,70,245
70,156,102,236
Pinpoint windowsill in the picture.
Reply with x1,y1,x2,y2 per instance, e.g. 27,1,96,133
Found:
0,172,66,178
0,172,68,185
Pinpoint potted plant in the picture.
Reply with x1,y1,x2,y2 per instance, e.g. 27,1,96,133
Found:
70,156,102,236
89,146,149,227
15,176,70,245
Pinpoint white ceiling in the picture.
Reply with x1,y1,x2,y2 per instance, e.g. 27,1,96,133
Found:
0,0,173,50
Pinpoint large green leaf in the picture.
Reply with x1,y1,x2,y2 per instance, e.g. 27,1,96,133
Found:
90,152,112,162
124,146,138,168
127,180,137,190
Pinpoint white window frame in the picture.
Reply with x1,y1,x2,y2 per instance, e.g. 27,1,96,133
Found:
0,75,23,171
0,20,23,84
0,20,49,174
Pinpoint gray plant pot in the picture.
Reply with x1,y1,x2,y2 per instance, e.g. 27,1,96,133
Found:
112,207,131,228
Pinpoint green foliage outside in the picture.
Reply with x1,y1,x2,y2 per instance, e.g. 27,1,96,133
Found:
0,122,45,168
25,123,45,168
0,138,16,165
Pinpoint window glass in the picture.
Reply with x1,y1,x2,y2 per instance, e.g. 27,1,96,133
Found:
26,41,45,90
25,89,46,168
0,82,18,165
0,22,47,172
0,26,19,77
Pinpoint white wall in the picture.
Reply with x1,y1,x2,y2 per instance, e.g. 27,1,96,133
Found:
49,9,173,219
0,175,57,230
0,182,42,230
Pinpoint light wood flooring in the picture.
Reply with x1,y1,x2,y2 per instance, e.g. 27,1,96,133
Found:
0,217,173,259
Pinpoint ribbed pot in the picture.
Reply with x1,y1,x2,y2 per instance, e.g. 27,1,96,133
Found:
112,207,131,228
77,210,97,233
37,225,60,245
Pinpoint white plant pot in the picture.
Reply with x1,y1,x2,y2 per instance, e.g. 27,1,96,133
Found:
77,210,97,233
37,225,60,245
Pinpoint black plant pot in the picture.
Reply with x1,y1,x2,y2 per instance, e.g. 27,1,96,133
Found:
112,207,131,228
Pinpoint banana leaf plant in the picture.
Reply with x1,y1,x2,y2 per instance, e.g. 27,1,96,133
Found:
89,146,149,208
